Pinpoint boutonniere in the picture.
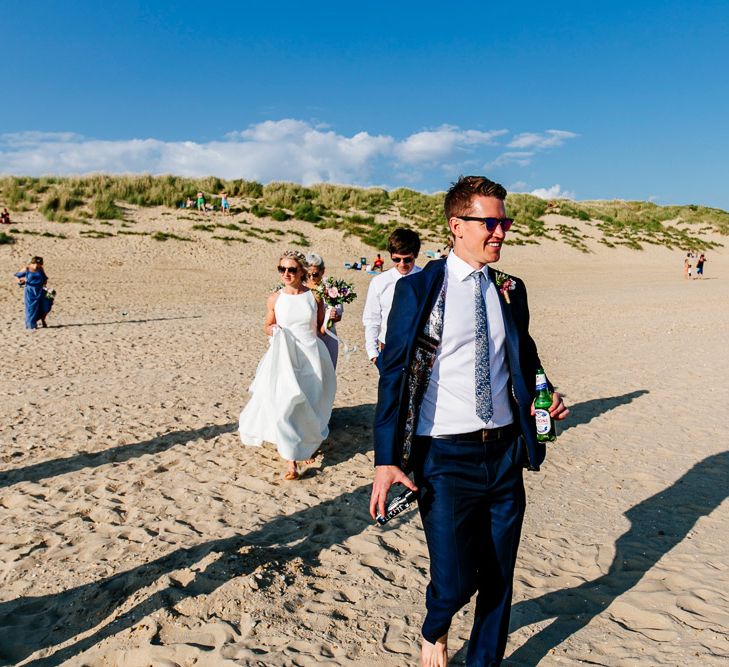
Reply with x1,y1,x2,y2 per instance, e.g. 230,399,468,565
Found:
494,271,516,304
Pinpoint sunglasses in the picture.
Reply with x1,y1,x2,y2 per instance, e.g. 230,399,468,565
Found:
391,256,414,264
277,266,299,275
457,216,514,232
308,270,322,278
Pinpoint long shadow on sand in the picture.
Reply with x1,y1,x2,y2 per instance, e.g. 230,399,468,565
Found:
454,450,729,665
558,389,649,434
53,315,203,328
0,422,236,490
0,483,375,666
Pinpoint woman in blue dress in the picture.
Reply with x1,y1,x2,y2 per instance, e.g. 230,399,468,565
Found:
14,256,52,329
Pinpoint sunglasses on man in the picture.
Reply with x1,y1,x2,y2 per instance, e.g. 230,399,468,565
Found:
277,266,299,275
456,216,514,232
391,255,414,265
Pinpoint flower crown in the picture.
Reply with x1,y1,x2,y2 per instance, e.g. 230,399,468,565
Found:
280,249,308,268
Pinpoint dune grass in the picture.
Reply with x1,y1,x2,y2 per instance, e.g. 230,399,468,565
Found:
152,231,191,242
1,175,726,251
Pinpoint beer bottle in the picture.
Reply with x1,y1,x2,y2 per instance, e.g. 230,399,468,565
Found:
534,367,557,442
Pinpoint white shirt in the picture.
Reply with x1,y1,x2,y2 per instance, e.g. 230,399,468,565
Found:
362,265,422,360
416,252,513,436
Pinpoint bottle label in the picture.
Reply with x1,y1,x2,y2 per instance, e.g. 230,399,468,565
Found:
535,409,551,435
535,373,548,391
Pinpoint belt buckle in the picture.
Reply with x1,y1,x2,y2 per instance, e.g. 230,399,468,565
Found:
482,427,502,442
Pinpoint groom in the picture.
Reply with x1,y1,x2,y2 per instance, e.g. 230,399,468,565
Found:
370,176,568,666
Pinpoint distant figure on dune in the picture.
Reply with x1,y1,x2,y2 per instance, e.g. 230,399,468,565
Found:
696,253,706,279
220,192,230,214
683,255,690,280
239,250,336,481
14,256,53,330
373,253,384,272
1,208,10,224
196,191,206,212
305,252,343,368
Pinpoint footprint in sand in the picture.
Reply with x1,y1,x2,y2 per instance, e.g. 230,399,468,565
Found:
383,619,411,655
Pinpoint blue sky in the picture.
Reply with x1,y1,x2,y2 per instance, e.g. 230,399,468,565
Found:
2,1,729,209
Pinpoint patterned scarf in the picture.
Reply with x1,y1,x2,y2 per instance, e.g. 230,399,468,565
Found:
400,283,446,471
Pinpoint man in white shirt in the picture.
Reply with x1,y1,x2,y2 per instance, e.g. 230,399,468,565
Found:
362,228,422,365
370,176,569,666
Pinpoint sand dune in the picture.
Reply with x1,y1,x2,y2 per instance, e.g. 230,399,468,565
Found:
1,207,728,665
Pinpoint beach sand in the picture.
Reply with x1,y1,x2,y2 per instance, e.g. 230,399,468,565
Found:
1,207,728,666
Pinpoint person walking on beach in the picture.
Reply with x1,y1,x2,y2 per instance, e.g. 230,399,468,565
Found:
305,252,343,368
370,176,569,666
14,256,53,330
362,228,422,367
239,250,336,480
696,253,706,279
196,191,206,212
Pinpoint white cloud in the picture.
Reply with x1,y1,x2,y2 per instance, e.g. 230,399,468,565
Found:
486,151,534,169
507,129,578,150
1,131,85,147
0,120,577,189
529,184,576,199
394,126,507,164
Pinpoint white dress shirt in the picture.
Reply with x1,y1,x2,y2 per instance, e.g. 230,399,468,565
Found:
416,252,513,436
362,265,422,360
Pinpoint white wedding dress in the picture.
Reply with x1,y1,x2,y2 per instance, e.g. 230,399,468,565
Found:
239,290,336,460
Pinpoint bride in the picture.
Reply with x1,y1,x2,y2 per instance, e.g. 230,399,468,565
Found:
239,250,336,480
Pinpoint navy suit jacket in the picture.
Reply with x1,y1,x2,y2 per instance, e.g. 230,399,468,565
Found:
373,258,547,472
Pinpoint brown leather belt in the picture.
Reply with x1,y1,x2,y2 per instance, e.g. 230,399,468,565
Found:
433,423,516,442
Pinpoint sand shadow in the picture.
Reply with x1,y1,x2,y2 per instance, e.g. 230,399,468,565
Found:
558,390,649,434
53,315,203,328
0,483,374,666
505,450,729,664
450,450,729,665
0,422,236,490
318,403,375,468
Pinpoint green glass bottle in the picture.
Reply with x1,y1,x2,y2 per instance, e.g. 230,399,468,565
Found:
534,367,557,442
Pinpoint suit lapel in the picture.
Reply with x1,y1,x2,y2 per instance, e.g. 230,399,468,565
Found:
489,267,520,363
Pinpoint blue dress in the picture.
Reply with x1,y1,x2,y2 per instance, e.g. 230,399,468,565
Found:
14,269,51,329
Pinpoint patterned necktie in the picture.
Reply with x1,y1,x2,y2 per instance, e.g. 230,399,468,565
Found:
471,270,493,422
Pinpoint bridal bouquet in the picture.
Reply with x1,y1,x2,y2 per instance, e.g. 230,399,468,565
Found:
315,277,357,327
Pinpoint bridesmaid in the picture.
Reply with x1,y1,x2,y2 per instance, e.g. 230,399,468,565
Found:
305,252,343,368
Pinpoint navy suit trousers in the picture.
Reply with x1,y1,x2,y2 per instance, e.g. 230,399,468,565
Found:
415,433,526,666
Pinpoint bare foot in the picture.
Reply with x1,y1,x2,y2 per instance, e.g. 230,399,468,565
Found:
284,461,299,481
421,634,448,667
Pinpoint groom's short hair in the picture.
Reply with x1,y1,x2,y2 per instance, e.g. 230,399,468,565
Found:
445,176,507,220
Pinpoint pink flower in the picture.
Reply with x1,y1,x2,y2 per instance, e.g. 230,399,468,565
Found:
327,286,340,298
